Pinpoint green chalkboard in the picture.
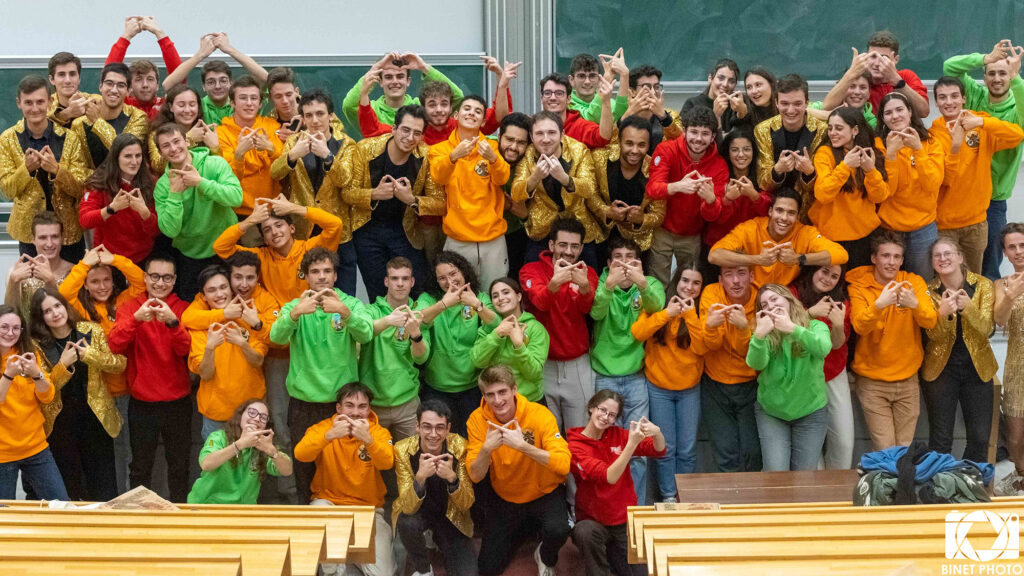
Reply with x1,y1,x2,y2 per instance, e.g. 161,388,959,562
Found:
556,0,1024,81
0,64,484,140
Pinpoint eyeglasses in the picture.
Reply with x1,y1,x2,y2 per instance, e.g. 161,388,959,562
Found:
0,324,22,335
396,125,423,139
418,423,448,434
594,405,618,420
542,90,567,98
102,80,128,91
636,83,664,93
204,78,231,87
245,406,269,424
932,251,957,260
146,273,176,284
574,72,599,81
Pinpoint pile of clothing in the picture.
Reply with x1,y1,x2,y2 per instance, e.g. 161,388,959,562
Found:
854,442,994,506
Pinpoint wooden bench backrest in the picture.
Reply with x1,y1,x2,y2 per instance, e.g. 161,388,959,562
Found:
0,556,242,576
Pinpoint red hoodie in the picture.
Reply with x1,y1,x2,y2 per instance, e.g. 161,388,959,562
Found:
519,250,598,360
646,137,729,237
568,426,665,526
356,88,511,144
107,293,191,403
105,36,183,121
563,109,609,149
79,182,161,264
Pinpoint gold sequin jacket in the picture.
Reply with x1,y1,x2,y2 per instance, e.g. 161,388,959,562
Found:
391,433,474,538
589,144,664,249
272,131,356,241
70,104,150,168
754,113,828,222
510,136,600,242
923,272,998,382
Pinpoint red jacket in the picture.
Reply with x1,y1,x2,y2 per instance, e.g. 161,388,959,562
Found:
563,110,609,149
79,182,161,264
568,426,665,526
646,138,728,237
520,251,597,361
108,293,191,403
357,88,511,144
106,36,182,121
703,186,772,246
868,69,927,115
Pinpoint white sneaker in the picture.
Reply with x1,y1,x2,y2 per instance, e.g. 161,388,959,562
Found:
412,570,434,576
995,471,1023,496
534,544,556,576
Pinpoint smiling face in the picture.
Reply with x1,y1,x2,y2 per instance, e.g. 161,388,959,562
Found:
867,46,898,84
305,259,336,292
118,142,144,180
1005,232,1024,272
131,69,159,103
549,230,583,265
776,89,808,131
745,73,772,106
499,125,529,165
684,125,714,159
85,266,113,303
619,125,649,168
872,242,904,283
337,392,371,420
170,90,199,126
985,59,1012,98
489,281,521,317
882,98,911,132
455,99,485,132
269,82,298,120
759,288,791,317
676,269,703,300
232,86,261,123
49,62,80,100
481,380,517,423
768,197,799,240
100,71,128,109
728,136,753,171
569,68,600,99
144,259,176,300
708,66,737,98
417,410,450,454
380,65,411,100
230,265,258,300
202,274,232,310
845,76,871,108
719,266,752,302
261,217,295,254
17,87,50,127
394,115,425,153
33,223,62,261
157,131,190,166
203,71,231,102
531,118,562,157
240,401,269,431
827,115,858,149
424,95,452,129
541,80,569,114
40,295,69,332
812,264,842,294
935,84,965,121
0,313,23,350
435,262,465,293
931,240,964,277
588,398,621,432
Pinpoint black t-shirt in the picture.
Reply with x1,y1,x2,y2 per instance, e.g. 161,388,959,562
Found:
84,110,131,167
48,328,87,403
940,280,976,368
371,150,417,224
18,121,61,211
607,160,646,207
408,444,460,519
302,137,343,192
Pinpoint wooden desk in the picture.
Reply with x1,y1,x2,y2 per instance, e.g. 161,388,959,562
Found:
675,469,859,505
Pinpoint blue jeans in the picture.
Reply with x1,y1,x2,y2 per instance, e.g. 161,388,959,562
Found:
646,382,700,500
352,219,427,302
899,221,939,280
595,371,650,504
0,447,69,500
983,200,1007,281
754,404,828,471
201,417,226,441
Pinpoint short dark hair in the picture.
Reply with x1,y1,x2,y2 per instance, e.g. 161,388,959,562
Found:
17,75,50,98
1002,223,1024,249
607,235,641,260
489,276,522,296
299,89,334,116
266,67,296,91
500,111,531,136
143,252,177,274
386,256,413,275
128,59,158,79
776,74,809,100
709,58,740,80
771,188,803,212
417,399,452,423
197,264,230,293
336,381,374,405
229,76,263,102
225,251,260,274
868,30,901,55
48,52,81,76
394,104,428,129
201,60,231,83
681,105,718,133
933,75,965,99
548,217,585,244
419,80,453,104
458,94,487,111
31,211,62,237
569,54,599,75
478,364,516,392
618,114,652,141
869,228,905,256
539,73,572,96
101,62,131,87
531,110,564,133
153,122,186,149
300,246,338,276
629,65,662,90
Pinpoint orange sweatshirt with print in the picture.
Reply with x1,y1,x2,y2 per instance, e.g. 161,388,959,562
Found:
217,115,284,215
632,307,706,391
929,113,1024,230
188,320,269,421
0,349,55,463
429,130,511,242
466,393,570,504
811,146,891,241
874,136,944,232
294,410,394,507
58,255,147,396
698,282,757,384
846,266,937,381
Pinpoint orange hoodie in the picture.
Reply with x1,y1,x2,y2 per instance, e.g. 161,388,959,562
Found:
632,307,707,391
811,146,891,241
294,410,394,507
217,115,284,215
929,113,1024,230
846,265,937,381
466,393,569,504
874,136,944,232
428,130,511,242
188,323,269,421
698,283,757,384
0,349,55,463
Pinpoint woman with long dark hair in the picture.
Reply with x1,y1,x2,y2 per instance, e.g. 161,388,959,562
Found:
188,398,293,504
80,133,161,263
705,128,772,257
29,285,124,500
812,106,890,268
743,67,777,128
149,84,216,172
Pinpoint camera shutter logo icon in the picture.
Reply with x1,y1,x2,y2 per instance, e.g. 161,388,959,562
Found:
945,510,1019,561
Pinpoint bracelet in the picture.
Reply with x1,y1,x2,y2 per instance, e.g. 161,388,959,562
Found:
232,441,241,457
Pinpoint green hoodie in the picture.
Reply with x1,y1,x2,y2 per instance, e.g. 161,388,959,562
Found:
569,91,628,123
269,289,373,403
943,53,1024,201
359,297,430,407
342,67,464,138
590,271,665,376
201,95,233,126
470,311,549,402
746,319,831,421
154,148,243,259
417,291,498,393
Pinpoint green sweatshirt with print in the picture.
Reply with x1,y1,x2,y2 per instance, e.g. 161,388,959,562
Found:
745,320,831,421
359,297,430,407
590,271,665,376
417,291,498,393
470,311,549,402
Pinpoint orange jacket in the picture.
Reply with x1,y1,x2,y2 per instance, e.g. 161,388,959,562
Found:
466,393,569,504
188,320,268,421
811,146,891,241
217,115,284,215
711,216,848,287
698,283,757,384
294,410,394,506
875,136,944,231
846,266,937,381
632,307,706,391
429,130,510,242
929,114,1024,229
0,349,55,463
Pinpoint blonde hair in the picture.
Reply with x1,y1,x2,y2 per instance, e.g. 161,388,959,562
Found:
755,283,811,356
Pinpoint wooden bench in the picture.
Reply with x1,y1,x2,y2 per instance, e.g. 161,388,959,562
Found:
674,469,859,505
0,555,242,576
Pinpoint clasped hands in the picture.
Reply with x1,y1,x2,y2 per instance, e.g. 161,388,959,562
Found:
876,280,918,310
758,240,799,266
325,413,372,443
773,148,814,176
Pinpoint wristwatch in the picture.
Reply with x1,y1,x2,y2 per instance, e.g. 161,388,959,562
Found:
658,112,673,127
893,79,907,90
798,254,807,266
105,206,117,217
410,334,424,343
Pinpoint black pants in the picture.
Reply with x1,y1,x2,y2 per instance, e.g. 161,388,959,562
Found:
923,360,994,463
172,251,222,303
19,238,85,264
700,375,762,472
397,510,478,576
48,392,117,501
420,385,482,437
335,241,359,298
128,395,192,503
288,397,337,504
572,521,644,576
505,226,529,282
839,234,875,271
352,220,427,302
478,485,570,576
